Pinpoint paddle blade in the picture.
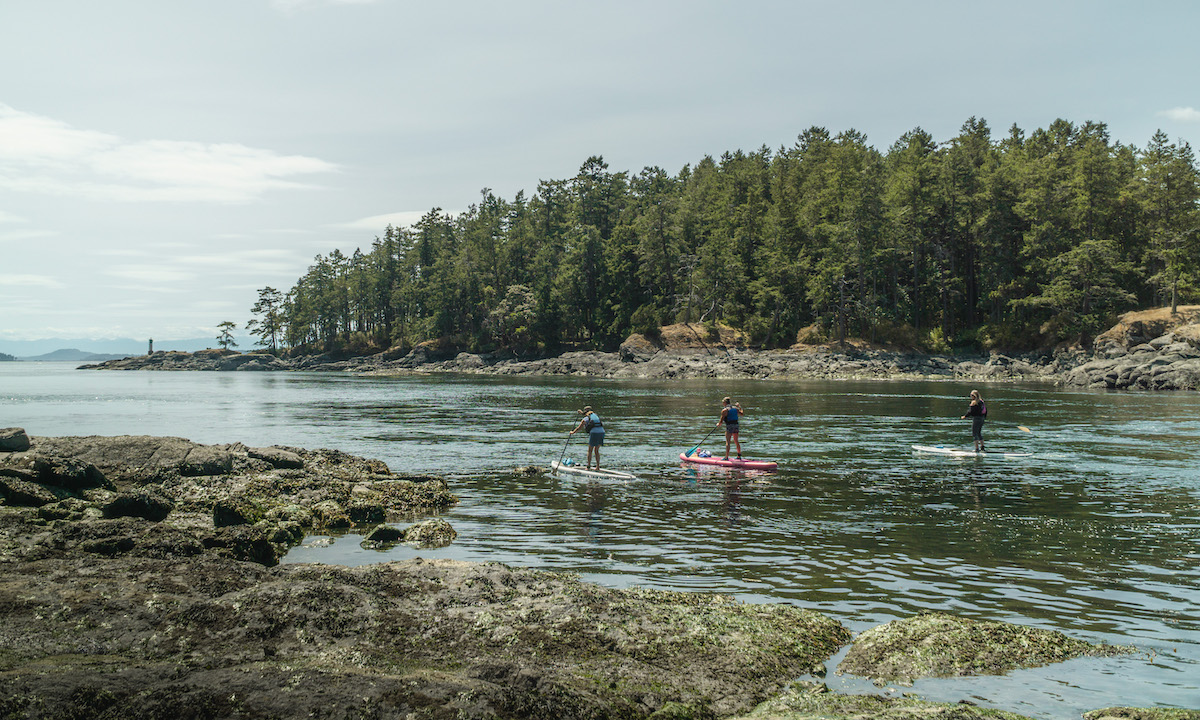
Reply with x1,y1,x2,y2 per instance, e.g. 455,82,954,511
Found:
1017,425,1032,433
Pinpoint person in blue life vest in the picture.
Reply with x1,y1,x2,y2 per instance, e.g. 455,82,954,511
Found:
715,396,744,460
961,389,987,452
569,405,606,470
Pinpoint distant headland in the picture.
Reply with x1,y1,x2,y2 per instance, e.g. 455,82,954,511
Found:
78,308,1200,391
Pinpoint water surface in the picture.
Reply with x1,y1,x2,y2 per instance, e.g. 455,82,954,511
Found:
4,362,1198,717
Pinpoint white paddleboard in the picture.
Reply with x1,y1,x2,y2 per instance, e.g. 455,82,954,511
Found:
912,444,1032,458
550,460,638,480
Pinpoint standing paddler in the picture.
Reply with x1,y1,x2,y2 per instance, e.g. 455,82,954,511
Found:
960,389,987,452
716,396,744,460
569,405,605,470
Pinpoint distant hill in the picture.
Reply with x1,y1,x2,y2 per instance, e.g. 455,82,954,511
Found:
0,336,251,357
18,349,133,362
0,352,15,362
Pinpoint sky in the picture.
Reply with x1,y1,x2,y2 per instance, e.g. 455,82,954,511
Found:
1,0,1198,345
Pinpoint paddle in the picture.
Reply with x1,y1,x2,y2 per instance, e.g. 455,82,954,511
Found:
685,425,718,458
1017,425,1032,433
555,432,571,472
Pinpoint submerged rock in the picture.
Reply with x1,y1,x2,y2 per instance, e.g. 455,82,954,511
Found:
837,611,1134,686
361,522,405,546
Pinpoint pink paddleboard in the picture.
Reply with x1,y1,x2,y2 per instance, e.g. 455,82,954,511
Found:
680,452,778,470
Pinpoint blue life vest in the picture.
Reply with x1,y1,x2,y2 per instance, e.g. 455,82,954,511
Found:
585,412,603,431
724,406,739,424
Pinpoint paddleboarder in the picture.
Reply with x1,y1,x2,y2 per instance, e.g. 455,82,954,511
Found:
569,405,605,470
961,389,987,452
716,397,744,460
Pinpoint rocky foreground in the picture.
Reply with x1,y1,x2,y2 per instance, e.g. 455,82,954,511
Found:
81,308,1200,391
0,428,1190,720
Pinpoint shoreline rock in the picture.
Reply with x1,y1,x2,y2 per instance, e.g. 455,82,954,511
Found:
1,430,457,566
69,307,1200,390
836,611,1134,686
82,345,1078,384
76,339,1197,390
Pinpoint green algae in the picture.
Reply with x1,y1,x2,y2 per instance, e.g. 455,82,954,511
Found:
1083,709,1200,720
838,611,1135,686
735,681,1038,720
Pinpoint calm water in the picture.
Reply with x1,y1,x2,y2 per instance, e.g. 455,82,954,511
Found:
3,362,1199,717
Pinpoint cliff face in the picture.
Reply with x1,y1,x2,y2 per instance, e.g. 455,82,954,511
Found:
1064,306,1200,390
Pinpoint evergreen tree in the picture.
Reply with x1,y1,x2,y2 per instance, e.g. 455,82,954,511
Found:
216,321,238,350
1138,131,1200,312
246,287,284,352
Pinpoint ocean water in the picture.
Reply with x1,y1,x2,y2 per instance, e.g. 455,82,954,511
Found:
4,361,1199,717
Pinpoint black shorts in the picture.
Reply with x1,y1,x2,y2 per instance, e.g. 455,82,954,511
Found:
725,423,739,435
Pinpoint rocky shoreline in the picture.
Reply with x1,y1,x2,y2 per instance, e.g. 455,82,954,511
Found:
2,428,1191,719
79,308,1200,390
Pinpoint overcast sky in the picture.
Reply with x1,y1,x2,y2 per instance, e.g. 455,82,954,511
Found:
2,0,1198,342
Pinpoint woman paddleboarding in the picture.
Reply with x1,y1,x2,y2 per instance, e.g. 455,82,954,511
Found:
569,405,605,470
716,396,744,460
961,389,987,452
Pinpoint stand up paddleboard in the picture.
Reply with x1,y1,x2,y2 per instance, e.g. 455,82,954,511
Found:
911,444,1032,458
550,460,637,481
679,452,778,470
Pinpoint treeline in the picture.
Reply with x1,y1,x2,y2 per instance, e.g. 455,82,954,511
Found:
251,118,1200,356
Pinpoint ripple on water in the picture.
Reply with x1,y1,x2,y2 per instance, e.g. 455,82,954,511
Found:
4,365,1198,719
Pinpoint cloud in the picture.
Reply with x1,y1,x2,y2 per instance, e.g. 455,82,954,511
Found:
0,228,58,243
270,0,379,12
1158,107,1200,123
178,248,306,276
0,104,338,203
102,265,195,284
0,274,64,289
0,210,28,224
336,210,461,232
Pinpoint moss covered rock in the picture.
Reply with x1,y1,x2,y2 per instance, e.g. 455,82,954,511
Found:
403,517,456,547
1083,709,1200,720
362,523,406,546
838,611,1134,686
212,496,264,527
101,489,174,521
735,680,1038,720
0,556,851,720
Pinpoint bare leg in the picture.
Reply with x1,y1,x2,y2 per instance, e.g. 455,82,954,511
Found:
724,431,731,459
733,432,742,458
594,446,601,471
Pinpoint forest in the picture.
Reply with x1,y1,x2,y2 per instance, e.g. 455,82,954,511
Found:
243,118,1200,357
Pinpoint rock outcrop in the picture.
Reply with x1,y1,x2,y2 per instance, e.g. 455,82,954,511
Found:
837,611,1134,686
0,430,456,566
79,311,1200,390
1060,306,1200,390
